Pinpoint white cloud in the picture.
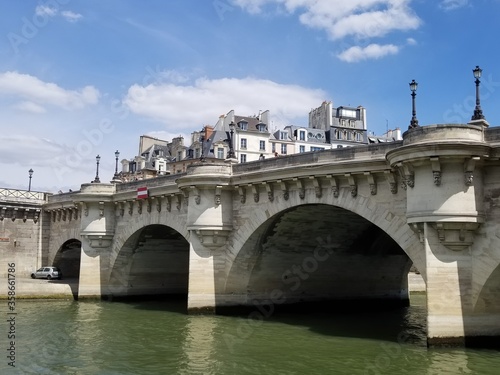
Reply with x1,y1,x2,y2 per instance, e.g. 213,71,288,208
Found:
232,0,420,62
35,5,58,17
61,10,83,22
0,71,99,110
123,76,326,130
337,43,399,62
407,37,417,45
34,5,83,22
233,0,420,39
15,101,47,114
440,0,468,11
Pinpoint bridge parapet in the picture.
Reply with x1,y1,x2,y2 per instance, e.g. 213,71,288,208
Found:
387,124,490,251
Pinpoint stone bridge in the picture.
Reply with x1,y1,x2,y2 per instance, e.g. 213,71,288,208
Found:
30,124,500,346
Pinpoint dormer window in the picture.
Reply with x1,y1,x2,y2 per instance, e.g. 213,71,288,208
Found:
279,131,288,140
257,122,267,132
238,121,248,130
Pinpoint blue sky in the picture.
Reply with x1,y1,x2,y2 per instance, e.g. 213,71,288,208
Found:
1,0,500,192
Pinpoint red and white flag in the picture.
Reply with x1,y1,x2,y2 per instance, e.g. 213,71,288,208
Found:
137,187,148,199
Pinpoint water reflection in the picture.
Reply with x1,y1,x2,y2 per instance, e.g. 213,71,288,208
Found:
2,298,499,375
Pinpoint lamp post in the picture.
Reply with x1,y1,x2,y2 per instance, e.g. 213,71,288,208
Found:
28,168,33,192
409,79,419,129
227,121,235,159
93,155,101,183
114,150,120,177
472,65,485,120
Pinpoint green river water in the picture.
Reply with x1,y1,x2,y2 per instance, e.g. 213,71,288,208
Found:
1,295,499,374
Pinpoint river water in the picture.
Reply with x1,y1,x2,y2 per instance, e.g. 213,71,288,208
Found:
2,295,499,375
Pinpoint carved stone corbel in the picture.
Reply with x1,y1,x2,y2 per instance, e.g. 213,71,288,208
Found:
464,157,480,186
277,180,289,200
364,172,377,195
117,202,124,216
215,186,222,206
176,194,182,210
34,209,40,223
99,202,105,217
384,170,398,194
23,208,29,223
409,223,424,243
345,174,357,197
294,178,305,199
81,202,88,216
237,186,246,204
191,186,201,205
128,201,134,215
56,209,61,221
0,206,6,221
146,199,152,213
137,200,143,214
310,176,322,198
62,209,67,221
398,163,414,189
326,175,339,198
12,208,18,222
67,207,73,221
263,182,274,202
250,184,259,203
166,195,172,212
430,157,441,186
156,196,162,212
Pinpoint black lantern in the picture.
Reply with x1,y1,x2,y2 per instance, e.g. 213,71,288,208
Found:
408,79,419,129
227,121,236,159
471,65,485,120
93,155,101,183
28,168,33,192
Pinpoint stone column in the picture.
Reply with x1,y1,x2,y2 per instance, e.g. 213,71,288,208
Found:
177,162,234,313
424,222,472,346
74,183,116,299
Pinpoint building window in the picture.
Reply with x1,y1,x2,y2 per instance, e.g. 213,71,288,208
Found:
347,132,352,141
240,154,247,163
280,131,288,140
195,148,201,158
337,130,342,140
257,123,266,132
240,138,247,149
355,133,361,142
310,146,325,151
217,147,224,159
272,143,276,153
299,131,305,141
281,143,287,154
259,140,266,151
239,121,248,130
299,145,305,153
177,151,182,161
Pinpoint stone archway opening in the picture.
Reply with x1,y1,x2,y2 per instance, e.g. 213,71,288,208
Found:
225,204,415,311
53,239,82,280
108,224,190,301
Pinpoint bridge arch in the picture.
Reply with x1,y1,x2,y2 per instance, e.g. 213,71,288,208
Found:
107,223,190,299
47,226,82,267
223,190,423,307
53,238,82,279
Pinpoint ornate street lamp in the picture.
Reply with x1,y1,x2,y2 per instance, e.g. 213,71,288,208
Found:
408,79,419,129
28,168,33,192
226,121,236,159
471,65,485,120
93,154,101,183
114,150,120,177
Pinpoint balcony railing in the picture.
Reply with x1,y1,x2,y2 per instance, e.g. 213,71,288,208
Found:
0,188,48,203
